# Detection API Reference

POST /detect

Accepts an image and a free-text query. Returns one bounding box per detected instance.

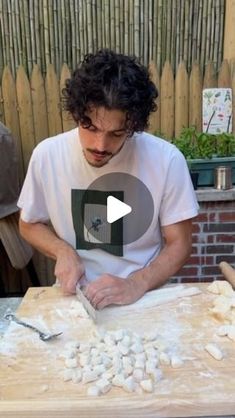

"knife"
[76,285,97,322]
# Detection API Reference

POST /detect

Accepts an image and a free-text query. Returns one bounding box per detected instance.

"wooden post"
[60,64,77,133]
[160,61,174,139]
[189,62,202,131]
[175,61,189,138]
[16,66,35,172]
[223,0,235,61]
[148,61,160,134]
[31,64,49,145]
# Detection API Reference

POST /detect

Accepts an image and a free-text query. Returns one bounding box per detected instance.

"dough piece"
[63,369,75,382]
[93,364,106,375]
[131,342,144,354]
[213,295,233,310]
[87,385,101,396]
[117,342,129,356]
[227,326,235,342]
[149,368,163,383]
[112,374,125,387]
[140,379,153,393]
[133,368,144,382]
[170,355,184,368]
[65,358,78,369]
[122,376,136,393]
[207,281,234,297]
[82,370,99,384]
[96,378,112,394]
[159,352,171,366]
[216,325,232,337]
[145,360,157,374]
[72,369,82,383]
[205,343,223,360]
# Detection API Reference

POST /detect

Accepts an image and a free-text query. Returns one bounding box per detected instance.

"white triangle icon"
[107,195,132,224]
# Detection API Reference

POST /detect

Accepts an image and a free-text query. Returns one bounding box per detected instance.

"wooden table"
[0,283,235,418]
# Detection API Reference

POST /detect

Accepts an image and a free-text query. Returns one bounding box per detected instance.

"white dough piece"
[170,355,184,368]
[72,369,82,383]
[63,369,75,382]
[140,379,153,393]
[122,376,136,393]
[96,378,112,394]
[207,280,234,297]
[112,374,125,387]
[132,368,144,382]
[82,370,99,384]
[227,326,235,342]
[87,385,101,396]
[159,352,171,366]
[205,343,224,360]
[65,358,78,369]
[216,325,232,337]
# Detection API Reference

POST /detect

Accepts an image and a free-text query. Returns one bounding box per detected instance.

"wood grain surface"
[0,283,235,418]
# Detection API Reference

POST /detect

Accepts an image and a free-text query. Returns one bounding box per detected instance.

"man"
[18,49,199,309]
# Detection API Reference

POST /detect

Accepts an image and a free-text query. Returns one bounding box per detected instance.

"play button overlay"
[72,172,154,254]
[107,195,132,223]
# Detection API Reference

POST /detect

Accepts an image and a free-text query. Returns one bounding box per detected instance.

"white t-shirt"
[18,128,199,281]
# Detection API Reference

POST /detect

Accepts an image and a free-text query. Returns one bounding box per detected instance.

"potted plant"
[172,126,235,187]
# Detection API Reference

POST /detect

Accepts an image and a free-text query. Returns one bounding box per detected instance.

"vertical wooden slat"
[232,72,235,135]
[16,65,35,172]
[45,63,62,137]
[0,84,5,124]
[175,61,189,138]
[189,62,202,131]
[160,61,174,139]
[203,61,217,88]
[148,61,160,134]
[218,60,231,88]
[223,0,235,62]
[31,64,49,144]
[60,63,76,132]
[1,66,24,184]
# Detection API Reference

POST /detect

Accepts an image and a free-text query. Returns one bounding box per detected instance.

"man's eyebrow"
[90,124,126,133]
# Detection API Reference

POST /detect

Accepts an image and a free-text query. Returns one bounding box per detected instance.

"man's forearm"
[19,219,74,260]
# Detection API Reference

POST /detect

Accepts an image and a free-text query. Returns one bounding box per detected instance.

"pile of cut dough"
[60,328,184,396]
[207,280,235,327]
[205,280,235,361]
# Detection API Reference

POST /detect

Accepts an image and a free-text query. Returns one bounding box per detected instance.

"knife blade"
[76,285,97,321]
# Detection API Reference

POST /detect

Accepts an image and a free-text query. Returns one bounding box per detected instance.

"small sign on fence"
[203,88,232,134]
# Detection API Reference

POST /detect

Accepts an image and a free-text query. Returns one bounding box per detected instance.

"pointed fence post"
[175,61,189,138]
[16,65,35,172]
[31,64,49,144]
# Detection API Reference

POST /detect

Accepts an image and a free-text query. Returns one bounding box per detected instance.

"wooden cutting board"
[0,283,235,418]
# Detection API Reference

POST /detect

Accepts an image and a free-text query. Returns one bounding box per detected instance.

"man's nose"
[94,133,108,151]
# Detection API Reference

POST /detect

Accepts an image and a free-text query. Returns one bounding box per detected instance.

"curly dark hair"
[63,49,158,134]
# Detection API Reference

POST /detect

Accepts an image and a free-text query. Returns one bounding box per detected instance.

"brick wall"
[173,199,235,283]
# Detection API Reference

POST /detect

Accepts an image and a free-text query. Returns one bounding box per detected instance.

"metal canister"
[214,166,232,190]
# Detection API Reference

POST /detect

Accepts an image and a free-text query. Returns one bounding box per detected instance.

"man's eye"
[88,126,97,132]
[112,132,124,138]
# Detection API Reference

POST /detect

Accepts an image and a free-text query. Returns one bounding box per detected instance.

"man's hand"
[84,274,146,309]
[55,246,85,294]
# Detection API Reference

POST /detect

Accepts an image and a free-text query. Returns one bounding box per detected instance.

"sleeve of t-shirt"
[17,147,49,223]
[159,148,199,226]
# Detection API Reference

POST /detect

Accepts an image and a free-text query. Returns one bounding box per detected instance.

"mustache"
[87,149,113,156]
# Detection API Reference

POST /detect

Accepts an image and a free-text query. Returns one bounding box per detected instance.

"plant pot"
[187,157,235,187]
[190,171,199,190]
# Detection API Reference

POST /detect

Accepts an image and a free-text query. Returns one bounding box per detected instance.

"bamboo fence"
[0,0,226,79]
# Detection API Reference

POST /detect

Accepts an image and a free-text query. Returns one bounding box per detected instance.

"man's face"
[79,107,128,167]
